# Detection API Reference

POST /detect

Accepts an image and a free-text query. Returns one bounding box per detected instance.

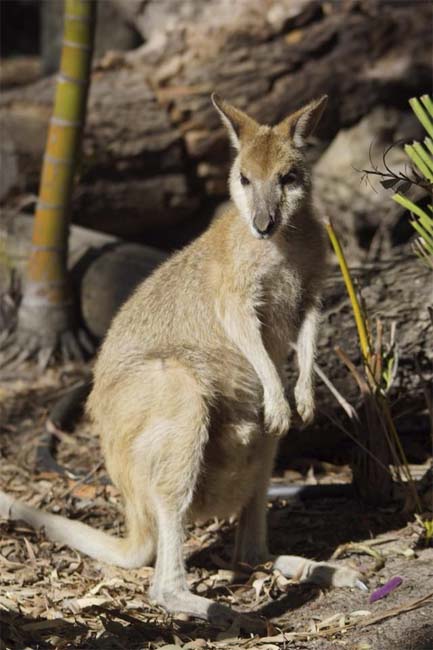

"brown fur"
[0,95,363,625]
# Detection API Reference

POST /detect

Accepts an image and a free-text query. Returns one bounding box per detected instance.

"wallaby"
[0,94,365,625]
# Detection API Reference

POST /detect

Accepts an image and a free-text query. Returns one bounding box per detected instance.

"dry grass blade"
[334,346,370,394]
[331,541,385,573]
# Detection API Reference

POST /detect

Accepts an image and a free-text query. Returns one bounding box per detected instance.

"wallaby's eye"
[280,171,297,186]
[240,173,250,186]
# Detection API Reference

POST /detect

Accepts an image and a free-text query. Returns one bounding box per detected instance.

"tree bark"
[1,0,431,248]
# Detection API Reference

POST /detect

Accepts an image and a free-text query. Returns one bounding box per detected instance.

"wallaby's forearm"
[297,304,319,387]
[217,297,291,436]
[295,303,320,425]
[218,298,284,395]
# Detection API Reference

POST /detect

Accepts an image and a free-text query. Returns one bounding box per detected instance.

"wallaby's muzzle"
[253,212,277,238]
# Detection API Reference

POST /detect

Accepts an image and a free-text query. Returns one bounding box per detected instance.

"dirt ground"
[0,366,432,650]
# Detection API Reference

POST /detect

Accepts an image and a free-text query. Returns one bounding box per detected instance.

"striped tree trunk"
[17,0,96,364]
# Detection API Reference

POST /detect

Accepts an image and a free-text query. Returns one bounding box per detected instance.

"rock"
[80,243,166,339]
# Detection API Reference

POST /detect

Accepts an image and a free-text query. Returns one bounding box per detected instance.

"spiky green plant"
[325,219,421,508]
[392,95,433,267]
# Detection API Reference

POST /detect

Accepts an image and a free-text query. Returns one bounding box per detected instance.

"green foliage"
[326,220,421,509]
[327,96,432,510]
[392,95,433,267]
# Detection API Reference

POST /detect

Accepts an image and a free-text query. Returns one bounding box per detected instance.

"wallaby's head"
[212,93,327,239]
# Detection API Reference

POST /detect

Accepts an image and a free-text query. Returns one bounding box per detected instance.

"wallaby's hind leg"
[233,439,364,589]
[233,436,277,567]
[122,501,156,569]
[128,367,234,624]
[149,500,233,624]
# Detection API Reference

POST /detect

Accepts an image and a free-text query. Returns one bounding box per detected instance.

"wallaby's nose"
[253,213,276,236]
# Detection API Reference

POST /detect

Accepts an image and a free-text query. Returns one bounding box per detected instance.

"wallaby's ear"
[276,95,328,148]
[212,93,258,150]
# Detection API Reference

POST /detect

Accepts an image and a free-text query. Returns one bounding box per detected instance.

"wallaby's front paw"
[264,393,291,437]
[295,383,315,427]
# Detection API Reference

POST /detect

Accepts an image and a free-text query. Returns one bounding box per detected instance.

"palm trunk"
[17,0,96,363]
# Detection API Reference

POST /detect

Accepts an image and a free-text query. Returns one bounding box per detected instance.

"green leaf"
[392,193,427,220]
[412,142,433,178]
[420,95,433,119]
[410,97,433,138]
[424,137,433,157]
[404,143,433,180]
[410,220,433,255]
[413,239,433,268]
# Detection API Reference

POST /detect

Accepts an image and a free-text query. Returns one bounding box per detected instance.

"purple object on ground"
[369,576,403,603]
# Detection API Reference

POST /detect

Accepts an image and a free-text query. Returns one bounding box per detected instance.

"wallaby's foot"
[149,587,235,626]
[294,382,315,427]
[149,587,265,632]
[303,561,364,589]
[273,555,366,590]
[264,391,291,437]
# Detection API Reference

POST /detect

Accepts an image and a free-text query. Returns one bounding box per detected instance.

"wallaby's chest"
[261,263,304,336]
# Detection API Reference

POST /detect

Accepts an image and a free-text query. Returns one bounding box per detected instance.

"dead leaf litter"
[1,367,432,649]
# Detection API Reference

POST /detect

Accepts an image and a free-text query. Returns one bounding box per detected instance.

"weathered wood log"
[1,0,431,247]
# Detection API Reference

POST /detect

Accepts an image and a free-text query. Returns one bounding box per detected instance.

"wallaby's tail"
[0,490,153,569]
